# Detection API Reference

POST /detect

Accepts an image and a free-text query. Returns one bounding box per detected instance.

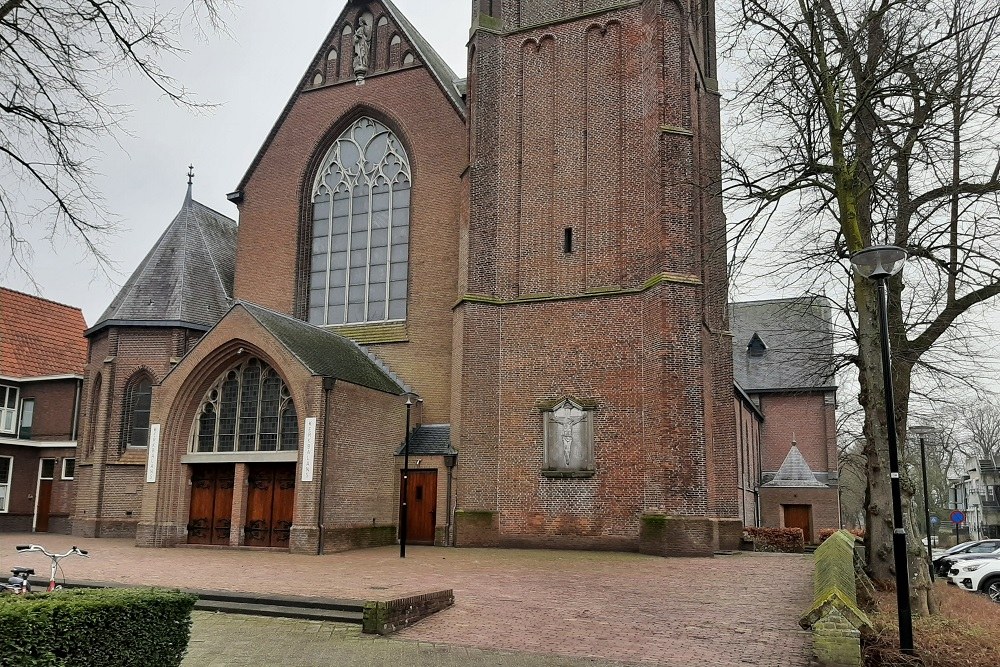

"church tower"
[453,0,739,554]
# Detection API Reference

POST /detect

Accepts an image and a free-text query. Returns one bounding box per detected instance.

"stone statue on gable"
[353,15,372,79]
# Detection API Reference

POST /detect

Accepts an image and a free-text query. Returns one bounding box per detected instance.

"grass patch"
[864,582,999,666]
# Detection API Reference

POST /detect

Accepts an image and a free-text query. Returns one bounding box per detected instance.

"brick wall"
[759,486,841,544]
[455,0,736,552]
[17,378,80,441]
[234,2,466,426]
[757,392,837,474]
[0,444,76,533]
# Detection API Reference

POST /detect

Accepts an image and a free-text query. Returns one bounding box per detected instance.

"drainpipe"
[444,452,458,546]
[317,377,336,555]
[70,378,82,441]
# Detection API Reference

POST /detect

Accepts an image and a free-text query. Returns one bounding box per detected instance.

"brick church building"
[72,0,742,555]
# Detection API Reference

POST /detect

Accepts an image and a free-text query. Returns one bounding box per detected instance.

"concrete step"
[195,598,364,623]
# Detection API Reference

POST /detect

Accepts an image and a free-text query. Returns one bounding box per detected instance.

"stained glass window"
[193,359,298,454]
[309,117,411,325]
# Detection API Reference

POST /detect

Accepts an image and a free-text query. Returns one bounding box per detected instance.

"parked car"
[933,539,1000,576]
[949,558,1000,603]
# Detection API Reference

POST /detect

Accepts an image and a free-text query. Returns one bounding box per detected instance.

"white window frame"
[0,385,19,434]
[61,458,76,480]
[0,455,12,513]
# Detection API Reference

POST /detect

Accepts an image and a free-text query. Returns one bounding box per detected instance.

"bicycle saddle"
[10,567,34,577]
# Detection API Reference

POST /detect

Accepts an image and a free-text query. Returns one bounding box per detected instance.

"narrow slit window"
[563,227,573,254]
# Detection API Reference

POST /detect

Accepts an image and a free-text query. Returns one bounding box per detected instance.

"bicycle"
[4,544,89,593]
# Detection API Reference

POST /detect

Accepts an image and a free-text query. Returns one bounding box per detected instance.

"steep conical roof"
[89,186,238,334]
[764,445,828,487]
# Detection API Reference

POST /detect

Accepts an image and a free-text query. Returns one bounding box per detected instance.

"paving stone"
[1,533,813,666]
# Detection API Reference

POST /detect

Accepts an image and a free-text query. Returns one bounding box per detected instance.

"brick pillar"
[230,463,249,547]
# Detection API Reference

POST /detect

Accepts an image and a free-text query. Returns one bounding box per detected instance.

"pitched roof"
[232,1,465,198]
[240,302,406,396]
[90,187,238,335]
[395,424,456,456]
[0,288,87,378]
[763,445,827,488]
[729,296,836,392]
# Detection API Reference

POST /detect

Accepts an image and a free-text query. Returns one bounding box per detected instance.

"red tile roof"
[0,287,87,378]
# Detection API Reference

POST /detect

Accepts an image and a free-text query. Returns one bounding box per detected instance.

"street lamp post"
[850,244,914,655]
[911,425,937,582]
[399,392,417,558]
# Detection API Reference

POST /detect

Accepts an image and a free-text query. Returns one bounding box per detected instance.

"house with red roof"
[0,287,87,533]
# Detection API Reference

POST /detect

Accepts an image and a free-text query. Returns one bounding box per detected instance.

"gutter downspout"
[70,379,82,441]
[317,377,336,555]
[445,453,457,546]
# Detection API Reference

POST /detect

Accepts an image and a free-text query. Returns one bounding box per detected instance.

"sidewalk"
[0,533,812,666]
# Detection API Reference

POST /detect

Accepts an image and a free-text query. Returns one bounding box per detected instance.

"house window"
[18,399,34,440]
[193,358,298,453]
[0,386,18,434]
[39,458,55,480]
[0,456,11,512]
[62,458,76,480]
[309,117,411,326]
[121,375,153,450]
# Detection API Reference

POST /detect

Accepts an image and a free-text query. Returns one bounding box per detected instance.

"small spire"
[186,164,194,202]
[791,431,797,447]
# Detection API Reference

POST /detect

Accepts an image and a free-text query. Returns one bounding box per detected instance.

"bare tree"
[964,400,1000,461]
[723,0,1000,614]
[0,0,228,279]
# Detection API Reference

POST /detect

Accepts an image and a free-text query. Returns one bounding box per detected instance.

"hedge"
[743,527,805,553]
[818,527,864,543]
[0,587,197,667]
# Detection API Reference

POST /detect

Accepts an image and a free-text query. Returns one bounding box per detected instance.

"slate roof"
[90,187,237,335]
[763,445,827,488]
[395,424,456,456]
[240,302,406,396]
[0,288,87,378]
[730,297,836,392]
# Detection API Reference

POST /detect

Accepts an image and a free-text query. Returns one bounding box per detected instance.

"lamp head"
[850,245,908,280]
[404,391,419,406]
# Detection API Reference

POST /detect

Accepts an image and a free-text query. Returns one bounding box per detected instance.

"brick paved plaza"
[0,534,813,666]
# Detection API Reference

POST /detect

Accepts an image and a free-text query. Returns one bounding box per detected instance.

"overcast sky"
[3,1,998,391]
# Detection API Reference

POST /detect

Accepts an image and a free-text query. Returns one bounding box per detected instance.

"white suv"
[949,558,1000,603]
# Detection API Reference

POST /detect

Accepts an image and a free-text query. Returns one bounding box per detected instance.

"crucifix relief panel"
[542,399,595,473]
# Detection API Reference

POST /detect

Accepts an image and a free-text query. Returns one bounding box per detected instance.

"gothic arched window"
[308,117,411,326]
[193,358,298,453]
[121,373,153,452]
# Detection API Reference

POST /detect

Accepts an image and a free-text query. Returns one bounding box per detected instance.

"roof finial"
[791,431,797,447]
[185,164,194,203]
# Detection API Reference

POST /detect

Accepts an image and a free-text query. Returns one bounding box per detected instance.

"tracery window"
[308,117,411,326]
[193,358,298,453]
[121,374,153,451]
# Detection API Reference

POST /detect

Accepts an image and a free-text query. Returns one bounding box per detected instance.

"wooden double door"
[244,463,296,548]
[187,463,295,548]
[783,504,813,543]
[188,464,234,545]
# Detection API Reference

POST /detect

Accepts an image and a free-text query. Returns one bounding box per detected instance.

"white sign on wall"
[146,424,161,483]
[301,417,317,482]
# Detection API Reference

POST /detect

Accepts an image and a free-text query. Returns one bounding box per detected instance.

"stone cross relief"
[353,15,373,80]
[549,404,587,468]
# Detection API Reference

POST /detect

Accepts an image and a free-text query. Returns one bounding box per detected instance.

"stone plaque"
[543,399,594,471]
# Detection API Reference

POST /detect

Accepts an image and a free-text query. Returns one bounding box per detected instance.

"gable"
[232,0,465,198]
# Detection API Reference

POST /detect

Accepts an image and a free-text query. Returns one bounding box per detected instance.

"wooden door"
[404,470,437,545]
[35,459,56,533]
[245,463,295,548]
[783,504,812,543]
[188,464,235,546]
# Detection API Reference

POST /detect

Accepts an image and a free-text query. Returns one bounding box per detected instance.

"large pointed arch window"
[121,372,153,452]
[193,358,298,453]
[309,117,411,325]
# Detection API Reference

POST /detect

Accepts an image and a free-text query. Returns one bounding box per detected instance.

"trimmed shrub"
[0,587,197,667]
[818,527,864,544]
[743,527,805,553]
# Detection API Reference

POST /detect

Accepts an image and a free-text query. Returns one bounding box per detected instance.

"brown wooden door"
[245,463,295,548]
[34,459,56,533]
[188,464,235,546]
[403,470,437,545]
[783,504,812,543]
